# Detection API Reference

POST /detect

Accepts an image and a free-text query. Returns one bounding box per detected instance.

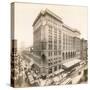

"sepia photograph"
[11,2,88,87]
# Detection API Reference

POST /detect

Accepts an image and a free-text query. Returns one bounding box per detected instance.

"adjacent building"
[32,9,83,76]
[80,39,88,60]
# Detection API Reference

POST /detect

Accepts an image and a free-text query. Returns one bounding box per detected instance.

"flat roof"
[63,59,81,68]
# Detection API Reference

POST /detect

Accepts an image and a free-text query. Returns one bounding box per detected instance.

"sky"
[14,2,88,49]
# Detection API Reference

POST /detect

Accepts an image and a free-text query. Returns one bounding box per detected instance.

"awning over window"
[54,69,64,75]
[62,59,81,69]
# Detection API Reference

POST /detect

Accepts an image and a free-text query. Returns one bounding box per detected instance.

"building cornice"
[33,9,80,34]
[63,24,81,34]
[32,9,63,26]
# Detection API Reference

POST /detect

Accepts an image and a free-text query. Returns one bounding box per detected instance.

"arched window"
[63,53,64,60]
[66,52,67,59]
[71,52,73,58]
[54,66,57,71]
[42,54,46,63]
[48,68,52,74]
[59,65,61,69]
[68,52,69,59]
[70,52,72,58]
[73,52,74,57]
[69,52,70,59]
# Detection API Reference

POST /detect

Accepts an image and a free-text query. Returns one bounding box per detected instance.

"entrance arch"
[41,54,46,64]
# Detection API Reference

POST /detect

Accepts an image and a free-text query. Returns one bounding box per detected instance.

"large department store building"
[32,9,81,75]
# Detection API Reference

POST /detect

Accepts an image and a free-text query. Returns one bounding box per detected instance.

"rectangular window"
[48,63,50,66]
[48,52,50,56]
[51,52,52,56]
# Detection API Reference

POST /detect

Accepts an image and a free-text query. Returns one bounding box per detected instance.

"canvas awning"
[62,59,81,69]
[54,69,64,75]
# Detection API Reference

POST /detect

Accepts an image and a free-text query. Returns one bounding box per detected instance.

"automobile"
[41,73,46,80]
[78,71,81,75]
[61,78,72,85]
[45,79,52,86]
[67,68,76,75]
[47,74,54,78]
[80,61,85,65]
[31,81,39,86]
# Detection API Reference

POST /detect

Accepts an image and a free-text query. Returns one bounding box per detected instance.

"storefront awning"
[54,69,64,75]
[62,59,81,69]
